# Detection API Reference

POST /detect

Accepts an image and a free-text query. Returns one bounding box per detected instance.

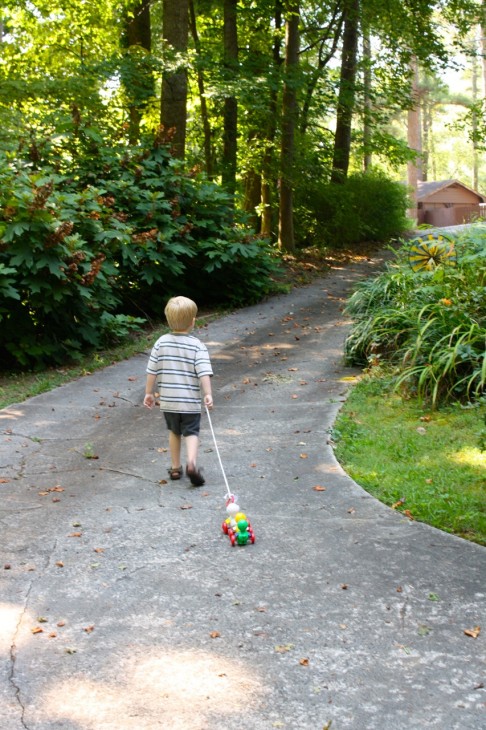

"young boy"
[144,296,213,486]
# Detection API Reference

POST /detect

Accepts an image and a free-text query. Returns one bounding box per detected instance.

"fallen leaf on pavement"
[180,504,192,510]
[300,453,308,459]
[83,625,95,634]
[31,627,43,634]
[209,630,221,639]
[464,626,481,638]
[68,532,82,538]
[275,644,294,653]
[312,485,327,491]
[299,658,310,666]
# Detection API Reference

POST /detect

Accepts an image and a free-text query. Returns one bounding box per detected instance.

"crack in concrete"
[8,581,33,730]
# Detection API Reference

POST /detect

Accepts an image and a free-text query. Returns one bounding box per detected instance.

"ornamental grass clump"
[344,226,486,406]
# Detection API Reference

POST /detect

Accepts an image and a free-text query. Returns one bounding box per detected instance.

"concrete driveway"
[1,249,485,729]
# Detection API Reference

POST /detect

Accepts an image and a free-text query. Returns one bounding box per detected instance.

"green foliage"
[0,126,281,370]
[344,226,486,405]
[294,170,410,248]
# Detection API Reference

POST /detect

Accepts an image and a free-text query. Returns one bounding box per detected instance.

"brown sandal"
[168,466,183,480]
[186,463,205,487]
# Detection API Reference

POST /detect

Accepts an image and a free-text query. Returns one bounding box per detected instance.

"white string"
[205,406,232,499]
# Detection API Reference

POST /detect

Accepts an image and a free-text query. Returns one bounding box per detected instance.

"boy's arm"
[144,373,157,409]
[200,374,213,409]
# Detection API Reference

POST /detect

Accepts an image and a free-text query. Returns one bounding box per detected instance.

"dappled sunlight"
[316,463,342,475]
[0,603,34,655]
[0,408,24,420]
[448,446,486,470]
[43,648,264,729]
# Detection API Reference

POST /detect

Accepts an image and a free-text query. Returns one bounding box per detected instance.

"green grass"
[332,375,486,546]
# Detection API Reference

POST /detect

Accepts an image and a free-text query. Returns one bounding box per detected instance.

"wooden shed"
[417,179,485,226]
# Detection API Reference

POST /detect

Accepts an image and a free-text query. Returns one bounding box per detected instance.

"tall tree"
[330,0,359,183]
[278,1,300,253]
[161,0,189,158]
[222,0,238,196]
[189,0,214,177]
[122,0,153,144]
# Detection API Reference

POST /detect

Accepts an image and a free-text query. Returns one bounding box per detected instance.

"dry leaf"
[403,510,414,520]
[312,486,327,492]
[83,625,95,634]
[209,630,221,639]
[0,478,10,483]
[464,626,481,639]
[4,564,11,570]
[300,453,308,459]
[127,376,137,381]
[31,627,43,634]
[55,561,64,568]
[68,532,82,538]
[347,507,356,514]
[291,394,298,399]
[299,658,309,666]
[93,548,105,553]
[340,583,349,590]
[57,620,66,627]
[391,499,405,510]
[180,504,192,510]
[48,632,57,639]
[275,644,294,653]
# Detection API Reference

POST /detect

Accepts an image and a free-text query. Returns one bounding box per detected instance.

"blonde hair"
[164,296,198,331]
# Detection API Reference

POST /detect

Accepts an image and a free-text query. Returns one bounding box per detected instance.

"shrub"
[0,126,281,369]
[294,169,410,248]
[344,227,486,405]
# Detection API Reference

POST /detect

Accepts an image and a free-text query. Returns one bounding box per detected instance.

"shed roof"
[417,179,486,203]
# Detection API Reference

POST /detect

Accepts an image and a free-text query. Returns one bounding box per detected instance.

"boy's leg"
[184,434,199,468]
[168,431,182,469]
[184,434,205,486]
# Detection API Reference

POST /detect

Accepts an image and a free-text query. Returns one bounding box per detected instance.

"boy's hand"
[204,393,213,410]
[144,394,155,409]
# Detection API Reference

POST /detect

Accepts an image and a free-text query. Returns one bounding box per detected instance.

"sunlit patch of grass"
[449,446,486,469]
[332,375,486,546]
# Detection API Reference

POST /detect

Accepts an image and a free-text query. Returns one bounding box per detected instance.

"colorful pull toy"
[222,495,255,547]
[205,407,256,547]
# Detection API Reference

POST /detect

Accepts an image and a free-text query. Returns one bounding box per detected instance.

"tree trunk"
[222,0,238,197]
[123,0,152,145]
[407,57,421,222]
[261,0,283,239]
[330,0,359,184]
[362,24,372,171]
[161,0,189,159]
[189,0,213,178]
[278,1,299,253]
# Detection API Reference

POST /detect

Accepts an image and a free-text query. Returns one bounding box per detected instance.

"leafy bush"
[294,169,410,248]
[344,227,486,405]
[0,125,281,369]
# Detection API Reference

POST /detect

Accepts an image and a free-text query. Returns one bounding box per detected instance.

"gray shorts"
[163,412,201,437]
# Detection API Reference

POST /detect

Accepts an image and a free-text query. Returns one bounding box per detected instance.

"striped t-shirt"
[146,333,213,413]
